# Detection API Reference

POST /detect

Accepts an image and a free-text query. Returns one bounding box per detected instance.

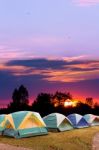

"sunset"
[0,0,99,150]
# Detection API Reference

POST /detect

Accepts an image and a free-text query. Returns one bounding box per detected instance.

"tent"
[67,114,89,128]
[83,114,99,126]
[43,113,73,132]
[3,111,48,138]
[0,114,6,135]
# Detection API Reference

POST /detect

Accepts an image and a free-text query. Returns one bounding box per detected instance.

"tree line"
[0,85,99,117]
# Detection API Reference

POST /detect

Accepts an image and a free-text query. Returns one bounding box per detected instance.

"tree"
[8,85,29,111]
[18,85,29,106]
[75,101,92,115]
[12,88,20,106]
[85,97,93,107]
[93,102,99,115]
[32,93,53,116]
[52,91,73,107]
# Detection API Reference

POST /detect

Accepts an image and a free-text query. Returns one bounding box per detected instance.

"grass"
[0,126,99,150]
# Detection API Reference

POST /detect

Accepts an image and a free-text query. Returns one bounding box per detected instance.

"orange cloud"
[65,61,99,69]
[1,59,99,83]
[43,69,99,82]
[62,55,88,62]
[11,65,99,83]
[0,64,32,74]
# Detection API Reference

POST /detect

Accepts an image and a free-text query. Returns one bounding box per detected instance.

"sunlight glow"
[64,100,78,107]
[64,100,73,107]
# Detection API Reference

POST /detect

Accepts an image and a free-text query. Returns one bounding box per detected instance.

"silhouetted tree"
[12,88,20,106]
[1,88,97,116]
[93,102,99,115]
[18,85,29,106]
[32,93,53,116]
[52,91,73,107]
[75,101,93,115]
[8,85,29,111]
[85,97,93,107]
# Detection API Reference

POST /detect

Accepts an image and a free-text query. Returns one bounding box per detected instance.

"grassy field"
[0,127,99,150]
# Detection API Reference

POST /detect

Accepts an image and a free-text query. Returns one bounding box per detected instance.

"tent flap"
[19,127,48,138]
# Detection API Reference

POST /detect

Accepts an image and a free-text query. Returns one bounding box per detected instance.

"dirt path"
[92,133,99,150]
[0,143,32,150]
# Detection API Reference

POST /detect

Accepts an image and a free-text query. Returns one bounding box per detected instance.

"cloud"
[0,45,41,63]
[4,58,99,83]
[73,0,99,6]
[0,58,99,105]
[0,45,24,62]
[62,55,88,62]
[0,35,71,63]
[0,64,32,75]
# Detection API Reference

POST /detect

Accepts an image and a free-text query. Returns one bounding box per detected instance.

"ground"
[92,133,99,150]
[0,126,99,150]
[0,143,31,150]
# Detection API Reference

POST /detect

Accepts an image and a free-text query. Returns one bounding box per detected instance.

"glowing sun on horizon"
[64,99,78,107]
[64,100,72,107]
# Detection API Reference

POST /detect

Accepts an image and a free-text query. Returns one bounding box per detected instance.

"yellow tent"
[3,111,48,138]
[0,114,7,134]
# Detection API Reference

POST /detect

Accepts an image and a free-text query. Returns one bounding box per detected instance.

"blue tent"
[67,114,89,128]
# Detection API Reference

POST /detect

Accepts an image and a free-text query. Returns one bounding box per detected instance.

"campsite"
[0,123,99,150]
[0,111,99,149]
[0,0,99,149]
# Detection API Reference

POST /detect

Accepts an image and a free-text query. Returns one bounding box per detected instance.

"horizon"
[0,0,99,107]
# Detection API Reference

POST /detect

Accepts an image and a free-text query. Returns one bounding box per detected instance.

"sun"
[64,100,72,107]
[64,99,78,107]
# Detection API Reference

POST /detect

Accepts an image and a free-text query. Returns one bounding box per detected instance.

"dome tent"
[84,114,99,126]
[3,111,48,138]
[43,113,73,132]
[0,114,6,135]
[67,114,89,128]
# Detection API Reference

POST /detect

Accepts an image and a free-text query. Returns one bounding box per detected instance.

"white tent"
[43,113,73,132]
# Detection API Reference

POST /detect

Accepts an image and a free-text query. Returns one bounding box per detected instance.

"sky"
[0,0,99,107]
